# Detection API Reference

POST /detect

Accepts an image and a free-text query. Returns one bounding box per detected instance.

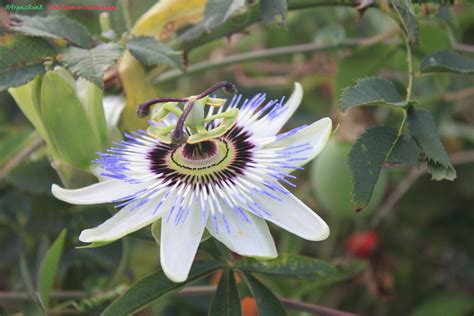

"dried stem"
[0,134,44,180]
[149,35,397,84]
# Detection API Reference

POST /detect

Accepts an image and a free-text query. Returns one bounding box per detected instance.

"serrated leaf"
[209,269,241,316]
[261,0,287,25]
[235,255,335,279]
[11,14,92,48]
[387,133,420,166]
[340,77,405,111]
[391,0,418,44]
[102,260,224,316]
[37,229,67,309]
[348,126,398,210]
[420,50,474,74]
[407,107,456,180]
[204,0,246,30]
[126,36,182,69]
[0,32,55,91]
[61,43,122,86]
[41,69,101,169]
[241,273,287,316]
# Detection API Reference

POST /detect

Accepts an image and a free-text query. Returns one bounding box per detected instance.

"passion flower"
[52,82,332,282]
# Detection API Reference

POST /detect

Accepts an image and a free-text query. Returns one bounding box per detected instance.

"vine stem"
[404,35,414,102]
[149,34,397,83]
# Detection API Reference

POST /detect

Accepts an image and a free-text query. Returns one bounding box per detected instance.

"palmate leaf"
[348,126,398,210]
[235,255,335,279]
[0,32,55,91]
[102,260,224,316]
[61,43,122,87]
[340,77,406,112]
[407,107,456,180]
[11,14,93,48]
[126,36,182,69]
[420,50,474,74]
[209,269,242,316]
[241,272,287,316]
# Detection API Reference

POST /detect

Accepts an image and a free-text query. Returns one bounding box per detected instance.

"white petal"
[51,179,151,205]
[248,183,329,241]
[265,117,332,167]
[256,82,303,138]
[79,192,172,243]
[160,205,206,282]
[103,95,125,131]
[206,205,277,258]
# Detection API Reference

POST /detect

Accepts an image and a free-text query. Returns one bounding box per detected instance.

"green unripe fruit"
[311,139,387,218]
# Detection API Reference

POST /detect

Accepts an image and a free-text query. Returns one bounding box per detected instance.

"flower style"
[52,83,332,282]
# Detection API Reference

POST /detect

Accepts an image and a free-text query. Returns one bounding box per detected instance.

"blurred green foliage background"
[0,0,473,315]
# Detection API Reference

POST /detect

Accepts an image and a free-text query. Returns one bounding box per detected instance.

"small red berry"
[345,230,379,257]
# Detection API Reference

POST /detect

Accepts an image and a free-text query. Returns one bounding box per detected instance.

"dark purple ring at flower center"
[181,140,217,160]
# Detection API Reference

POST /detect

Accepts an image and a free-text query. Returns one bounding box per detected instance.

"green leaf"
[0,32,55,91]
[209,269,242,316]
[340,77,405,112]
[103,261,224,316]
[204,0,246,30]
[387,134,421,166]
[41,69,101,169]
[20,256,37,302]
[348,126,398,210]
[11,14,92,48]
[295,260,367,296]
[407,107,456,180]
[61,43,122,87]
[8,77,60,159]
[241,273,287,316]
[420,50,474,74]
[260,0,287,25]
[37,229,67,309]
[126,36,182,69]
[76,78,108,148]
[390,0,418,44]
[235,255,335,279]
